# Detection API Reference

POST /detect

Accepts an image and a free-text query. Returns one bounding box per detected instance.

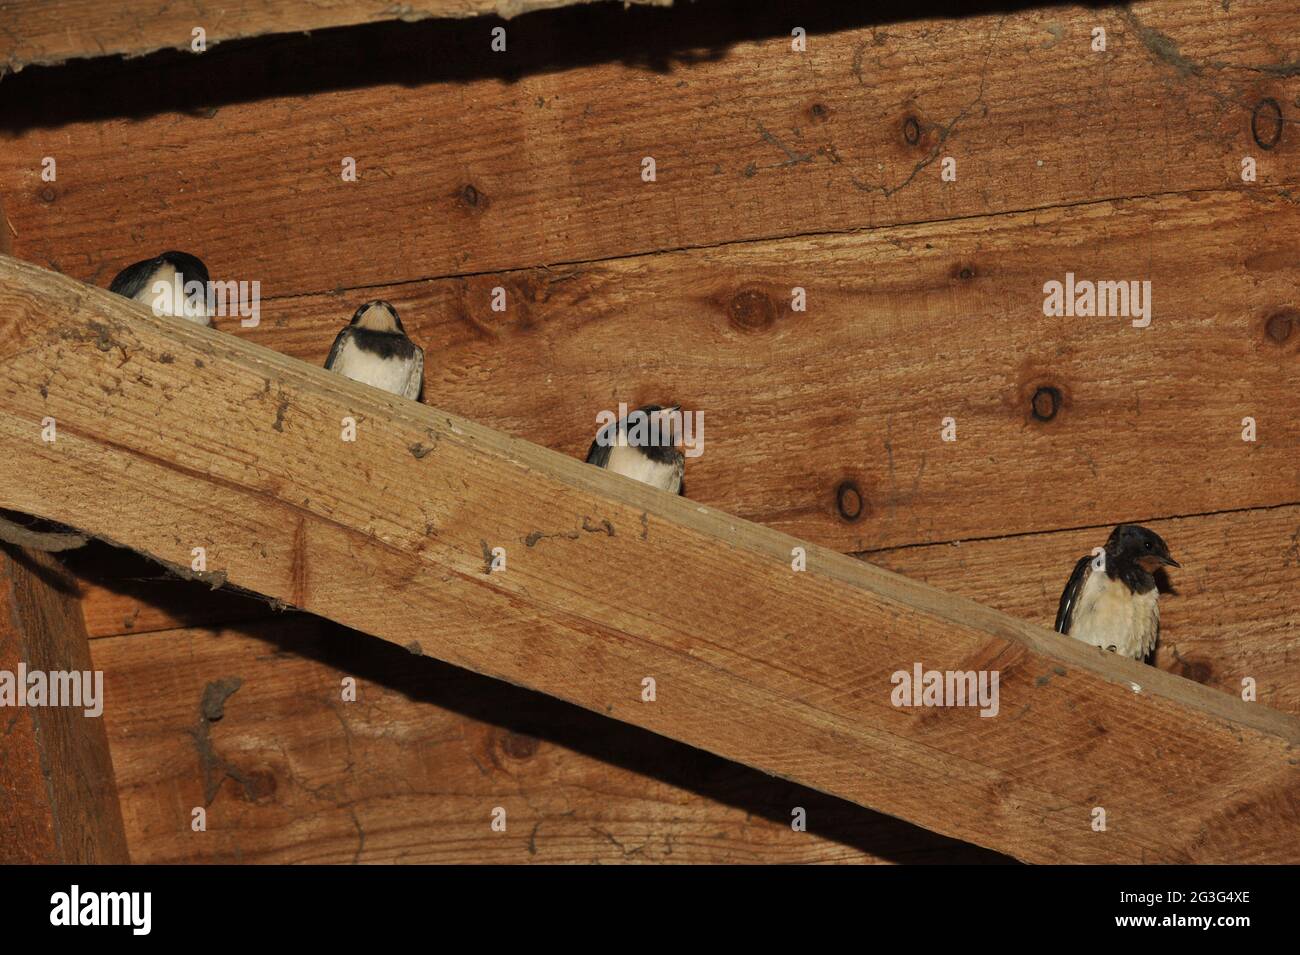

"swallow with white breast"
[586,404,685,494]
[324,300,424,400]
[1054,523,1179,661]
[108,251,213,325]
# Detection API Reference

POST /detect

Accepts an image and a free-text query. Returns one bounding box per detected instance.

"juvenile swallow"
[108,251,212,325]
[586,404,685,494]
[324,300,424,400]
[1054,524,1179,661]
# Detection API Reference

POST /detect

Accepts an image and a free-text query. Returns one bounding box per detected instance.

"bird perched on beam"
[324,300,424,400]
[108,251,213,325]
[586,404,685,494]
[1054,524,1179,661]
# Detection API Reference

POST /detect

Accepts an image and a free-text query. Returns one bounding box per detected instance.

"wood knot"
[1264,309,1295,344]
[902,115,922,146]
[39,187,56,204]
[235,768,278,802]
[1251,97,1283,150]
[729,288,776,331]
[500,730,539,760]
[953,264,977,281]
[1030,385,1062,422]
[835,480,865,522]
[808,102,831,123]
[1170,652,1213,685]
[457,183,489,211]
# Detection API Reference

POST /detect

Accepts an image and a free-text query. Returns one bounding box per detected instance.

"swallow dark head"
[109,251,210,302]
[350,300,405,335]
[1106,523,1179,581]
[588,403,683,467]
[629,404,681,450]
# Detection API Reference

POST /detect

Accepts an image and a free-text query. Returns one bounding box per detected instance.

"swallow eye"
[1144,542,1152,550]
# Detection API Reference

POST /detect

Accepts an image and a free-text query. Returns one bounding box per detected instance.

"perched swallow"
[108,251,212,325]
[324,300,424,400]
[585,404,685,494]
[1054,523,1179,660]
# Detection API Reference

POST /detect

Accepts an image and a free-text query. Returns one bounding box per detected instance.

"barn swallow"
[586,404,685,494]
[108,251,212,325]
[1054,524,1179,660]
[324,300,424,400]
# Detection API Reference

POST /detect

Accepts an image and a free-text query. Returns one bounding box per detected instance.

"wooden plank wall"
[2,0,1296,862]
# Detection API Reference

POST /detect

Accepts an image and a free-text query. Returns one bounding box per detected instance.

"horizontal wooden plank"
[219,190,1297,552]
[0,545,129,863]
[0,0,667,76]
[1,255,1297,863]
[1,1,1296,293]
[869,505,1300,717]
[95,617,1005,863]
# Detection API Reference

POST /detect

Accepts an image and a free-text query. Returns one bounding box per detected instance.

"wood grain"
[0,545,129,863]
[227,191,1299,552]
[0,255,1296,863]
[0,0,670,76]
[1,1,1295,293]
[73,501,1300,722]
[95,616,1007,864]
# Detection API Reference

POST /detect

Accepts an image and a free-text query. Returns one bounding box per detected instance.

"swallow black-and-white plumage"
[108,251,212,326]
[1054,523,1179,660]
[585,404,685,494]
[324,300,424,400]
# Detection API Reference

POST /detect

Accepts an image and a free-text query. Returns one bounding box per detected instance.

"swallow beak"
[1161,554,1180,569]
[651,406,682,445]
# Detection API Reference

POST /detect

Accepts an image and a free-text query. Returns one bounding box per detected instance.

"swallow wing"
[585,437,611,468]
[324,328,353,371]
[1054,555,1093,635]
[403,344,425,401]
[108,258,159,300]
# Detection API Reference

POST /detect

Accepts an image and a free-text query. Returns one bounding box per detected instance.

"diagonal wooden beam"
[0,255,1295,863]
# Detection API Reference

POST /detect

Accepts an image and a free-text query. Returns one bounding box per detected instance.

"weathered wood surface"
[0,0,669,76]
[201,192,1300,552]
[1,1,1295,293]
[95,616,1007,864]
[0,544,130,863]
[0,256,1296,863]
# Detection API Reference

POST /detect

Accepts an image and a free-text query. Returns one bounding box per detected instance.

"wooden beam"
[74,501,1300,726]
[0,0,669,76]
[2,1,1296,292]
[0,255,1296,863]
[94,617,1006,864]
[0,543,129,863]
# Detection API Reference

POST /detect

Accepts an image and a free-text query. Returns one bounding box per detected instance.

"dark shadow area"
[240,611,1014,863]
[1,0,1118,131]
[59,540,273,636]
